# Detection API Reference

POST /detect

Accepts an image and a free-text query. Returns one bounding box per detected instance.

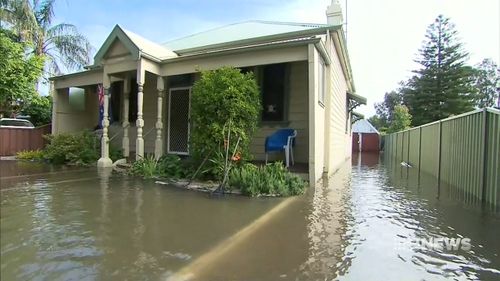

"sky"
[52,0,500,117]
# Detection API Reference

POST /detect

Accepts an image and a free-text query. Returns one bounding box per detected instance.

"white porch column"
[136,67,145,160]
[98,75,113,167]
[155,76,165,159]
[307,44,317,186]
[122,78,130,158]
[50,82,58,134]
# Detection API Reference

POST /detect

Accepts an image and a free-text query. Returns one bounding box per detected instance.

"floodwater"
[1,155,499,280]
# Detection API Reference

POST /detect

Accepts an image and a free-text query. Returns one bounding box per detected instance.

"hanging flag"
[98,84,104,129]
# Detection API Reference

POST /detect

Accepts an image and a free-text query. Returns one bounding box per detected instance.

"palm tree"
[1,0,92,76]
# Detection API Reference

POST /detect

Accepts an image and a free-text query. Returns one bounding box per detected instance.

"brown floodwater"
[1,155,499,280]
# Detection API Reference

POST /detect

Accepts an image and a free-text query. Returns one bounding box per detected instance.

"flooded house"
[49,0,365,185]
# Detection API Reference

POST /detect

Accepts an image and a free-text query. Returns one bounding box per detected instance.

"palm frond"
[2,0,92,75]
[46,23,92,71]
[1,0,38,42]
[35,0,54,28]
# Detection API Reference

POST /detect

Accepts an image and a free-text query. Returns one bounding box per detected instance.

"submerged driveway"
[1,156,499,280]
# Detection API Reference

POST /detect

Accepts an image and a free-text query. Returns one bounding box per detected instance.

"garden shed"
[352,119,380,152]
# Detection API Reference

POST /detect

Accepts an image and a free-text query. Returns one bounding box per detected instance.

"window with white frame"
[318,59,325,105]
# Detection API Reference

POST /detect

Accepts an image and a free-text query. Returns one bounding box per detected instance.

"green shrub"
[129,154,158,178]
[43,130,121,165]
[109,145,123,162]
[157,154,188,178]
[130,154,189,179]
[190,66,261,180]
[229,162,306,197]
[16,149,44,161]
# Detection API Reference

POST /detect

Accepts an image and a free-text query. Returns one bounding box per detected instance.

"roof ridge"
[161,20,253,45]
[161,20,327,46]
[250,20,327,27]
[121,26,163,47]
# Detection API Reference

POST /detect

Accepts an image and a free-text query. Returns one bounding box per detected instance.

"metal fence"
[0,124,51,156]
[384,108,499,211]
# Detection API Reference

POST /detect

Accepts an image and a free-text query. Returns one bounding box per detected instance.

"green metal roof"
[93,25,177,64]
[163,20,333,53]
[347,92,367,105]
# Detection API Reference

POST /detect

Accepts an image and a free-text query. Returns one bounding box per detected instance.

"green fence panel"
[420,123,440,177]
[408,128,420,169]
[485,110,500,211]
[383,108,500,210]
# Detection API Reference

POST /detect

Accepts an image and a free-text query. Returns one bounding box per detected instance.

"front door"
[168,87,191,155]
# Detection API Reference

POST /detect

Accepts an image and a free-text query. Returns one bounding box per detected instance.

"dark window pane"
[240,66,254,74]
[262,64,286,122]
[168,74,193,88]
[129,79,138,123]
[110,81,122,123]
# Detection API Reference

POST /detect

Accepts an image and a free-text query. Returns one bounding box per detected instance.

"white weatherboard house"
[50,0,366,185]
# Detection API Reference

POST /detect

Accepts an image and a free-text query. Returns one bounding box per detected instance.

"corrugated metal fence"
[0,124,51,156]
[385,108,499,211]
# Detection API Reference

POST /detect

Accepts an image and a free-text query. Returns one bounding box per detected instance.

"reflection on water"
[337,153,500,281]
[1,155,499,280]
[1,166,279,280]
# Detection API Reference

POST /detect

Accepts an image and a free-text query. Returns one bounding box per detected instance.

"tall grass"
[228,162,306,197]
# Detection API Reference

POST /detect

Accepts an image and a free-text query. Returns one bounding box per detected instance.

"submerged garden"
[17,66,306,197]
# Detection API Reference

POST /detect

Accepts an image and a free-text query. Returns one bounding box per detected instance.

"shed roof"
[352,119,380,134]
[163,20,334,53]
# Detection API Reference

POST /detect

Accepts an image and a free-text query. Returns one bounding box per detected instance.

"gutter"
[332,28,355,93]
[138,50,163,63]
[314,40,331,65]
[49,67,102,81]
[162,37,320,63]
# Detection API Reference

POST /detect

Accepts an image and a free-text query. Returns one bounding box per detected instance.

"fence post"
[395,133,398,168]
[401,132,405,178]
[418,126,422,185]
[437,121,443,197]
[407,131,410,179]
[481,108,489,204]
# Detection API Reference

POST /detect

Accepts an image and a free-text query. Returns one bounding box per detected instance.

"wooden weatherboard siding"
[249,61,309,163]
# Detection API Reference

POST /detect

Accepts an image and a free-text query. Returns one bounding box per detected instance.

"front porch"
[51,60,311,169]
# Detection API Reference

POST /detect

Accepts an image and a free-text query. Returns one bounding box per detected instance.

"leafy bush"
[16,149,44,161]
[130,154,189,179]
[157,154,187,178]
[20,95,52,126]
[43,130,121,165]
[190,66,261,179]
[228,162,306,197]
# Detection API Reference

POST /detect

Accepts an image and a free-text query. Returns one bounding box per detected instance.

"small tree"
[0,29,43,117]
[387,105,412,133]
[190,66,261,178]
[20,94,52,126]
[371,90,404,130]
[472,58,500,108]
